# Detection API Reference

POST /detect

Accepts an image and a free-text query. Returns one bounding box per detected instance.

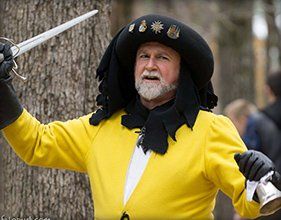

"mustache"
[140,70,161,80]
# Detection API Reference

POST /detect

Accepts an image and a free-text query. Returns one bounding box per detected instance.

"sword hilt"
[0,37,27,81]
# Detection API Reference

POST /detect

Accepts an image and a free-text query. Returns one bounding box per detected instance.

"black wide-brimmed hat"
[90,14,217,127]
[116,14,214,89]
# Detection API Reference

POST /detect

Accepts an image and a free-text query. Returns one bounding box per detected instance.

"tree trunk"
[264,0,281,73]
[110,0,133,35]
[0,0,111,218]
[216,0,255,108]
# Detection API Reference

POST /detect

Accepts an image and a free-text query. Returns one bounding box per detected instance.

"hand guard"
[235,150,281,191]
[0,43,14,79]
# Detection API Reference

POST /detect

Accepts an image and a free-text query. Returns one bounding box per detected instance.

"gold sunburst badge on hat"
[167,25,180,39]
[151,20,164,34]
[139,20,147,32]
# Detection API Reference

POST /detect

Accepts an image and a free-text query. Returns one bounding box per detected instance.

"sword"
[0,9,98,81]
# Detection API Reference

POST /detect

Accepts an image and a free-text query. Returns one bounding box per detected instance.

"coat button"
[121,212,130,220]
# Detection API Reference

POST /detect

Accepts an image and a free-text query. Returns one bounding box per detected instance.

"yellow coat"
[2,109,260,219]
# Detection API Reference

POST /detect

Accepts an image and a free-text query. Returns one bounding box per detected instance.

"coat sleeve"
[204,115,261,219]
[1,109,97,172]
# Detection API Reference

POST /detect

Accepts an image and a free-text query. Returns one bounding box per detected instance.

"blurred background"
[0,0,280,219]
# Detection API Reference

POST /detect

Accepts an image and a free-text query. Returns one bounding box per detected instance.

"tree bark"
[216,0,255,108]
[0,0,111,218]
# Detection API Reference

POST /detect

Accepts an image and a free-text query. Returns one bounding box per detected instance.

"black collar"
[122,96,192,154]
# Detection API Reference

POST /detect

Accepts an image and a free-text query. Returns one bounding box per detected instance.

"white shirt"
[123,136,151,204]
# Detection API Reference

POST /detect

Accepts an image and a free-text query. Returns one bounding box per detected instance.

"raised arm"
[0,43,97,172]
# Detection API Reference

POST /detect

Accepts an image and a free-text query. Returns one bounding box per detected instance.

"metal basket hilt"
[0,37,27,82]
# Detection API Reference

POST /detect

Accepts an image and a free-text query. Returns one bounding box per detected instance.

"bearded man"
[0,14,281,219]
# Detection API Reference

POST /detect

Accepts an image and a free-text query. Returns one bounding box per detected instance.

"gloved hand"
[235,150,281,191]
[0,43,23,130]
[0,43,14,79]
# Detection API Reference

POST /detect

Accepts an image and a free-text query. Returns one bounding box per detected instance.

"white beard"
[135,70,178,101]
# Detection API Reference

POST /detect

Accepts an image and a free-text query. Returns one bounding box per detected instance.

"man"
[0,14,280,219]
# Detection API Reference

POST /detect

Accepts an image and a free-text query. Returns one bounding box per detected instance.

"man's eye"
[158,55,168,60]
[139,54,149,58]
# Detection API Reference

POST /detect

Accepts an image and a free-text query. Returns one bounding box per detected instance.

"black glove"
[0,43,23,129]
[235,150,281,191]
[0,43,14,79]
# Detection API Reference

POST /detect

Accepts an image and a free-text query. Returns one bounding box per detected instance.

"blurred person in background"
[224,99,257,140]
[244,70,281,172]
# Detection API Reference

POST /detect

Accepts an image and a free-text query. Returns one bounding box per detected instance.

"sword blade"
[0,9,98,62]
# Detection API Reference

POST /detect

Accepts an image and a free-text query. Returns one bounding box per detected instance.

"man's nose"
[145,58,157,71]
